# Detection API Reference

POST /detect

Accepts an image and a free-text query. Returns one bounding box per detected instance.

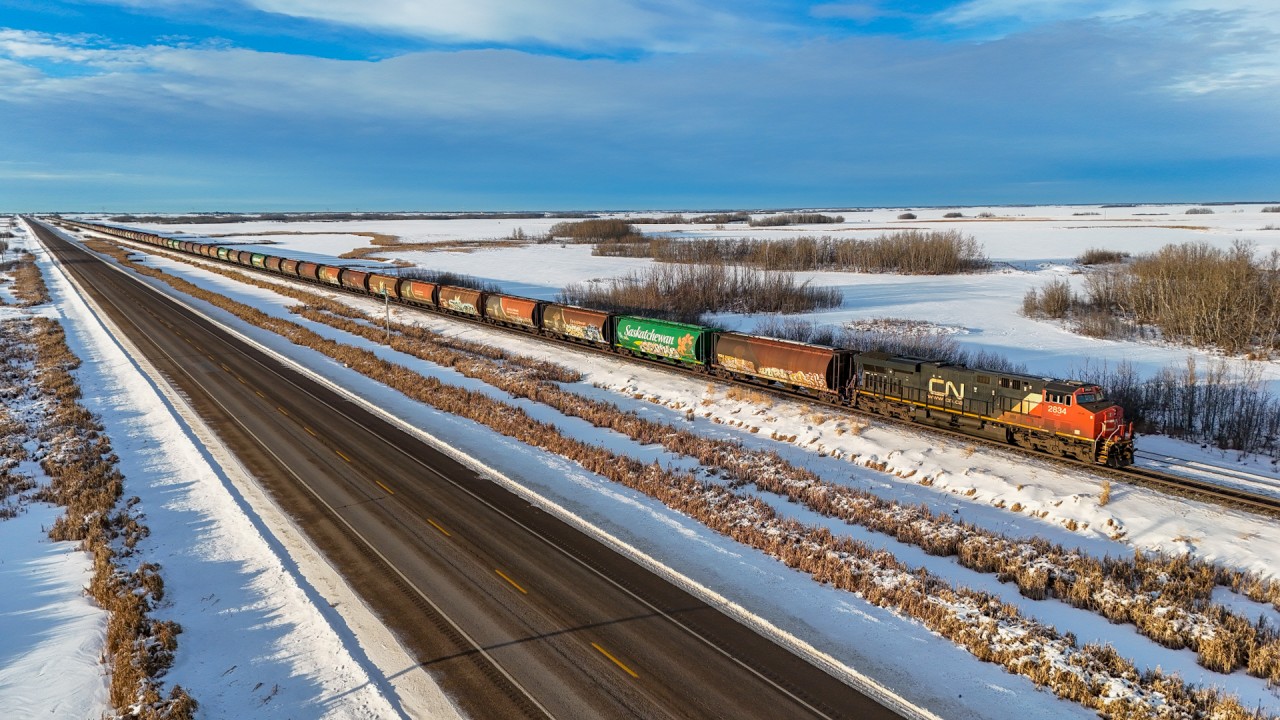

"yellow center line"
[427,518,451,537]
[591,643,639,678]
[255,390,266,398]
[494,569,528,595]
[376,480,395,495]
[335,449,351,462]
[277,406,289,416]
[220,363,231,372]
[304,426,317,437]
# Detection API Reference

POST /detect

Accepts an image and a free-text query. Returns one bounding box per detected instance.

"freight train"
[53,218,1136,467]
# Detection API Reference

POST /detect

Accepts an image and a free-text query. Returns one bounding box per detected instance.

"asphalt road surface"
[31,219,905,720]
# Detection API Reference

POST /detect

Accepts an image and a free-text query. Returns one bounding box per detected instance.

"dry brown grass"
[12,314,195,719]
[10,252,50,306]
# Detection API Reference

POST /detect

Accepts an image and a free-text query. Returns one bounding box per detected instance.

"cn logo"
[928,378,964,400]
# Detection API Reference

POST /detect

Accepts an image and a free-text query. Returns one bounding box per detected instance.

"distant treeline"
[748,212,844,227]
[596,231,989,275]
[105,212,593,224]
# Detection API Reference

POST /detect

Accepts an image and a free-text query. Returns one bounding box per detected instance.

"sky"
[1,1,1278,211]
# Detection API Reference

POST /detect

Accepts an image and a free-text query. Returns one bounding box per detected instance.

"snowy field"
[5,205,1280,719]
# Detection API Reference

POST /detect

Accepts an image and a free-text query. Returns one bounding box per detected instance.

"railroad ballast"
[58,218,1136,467]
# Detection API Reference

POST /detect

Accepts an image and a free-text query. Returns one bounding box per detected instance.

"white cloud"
[247,0,752,52]
[0,29,162,69]
[940,0,1280,28]
[810,3,899,23]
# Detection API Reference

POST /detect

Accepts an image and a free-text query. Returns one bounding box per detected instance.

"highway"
[30,219,904,720]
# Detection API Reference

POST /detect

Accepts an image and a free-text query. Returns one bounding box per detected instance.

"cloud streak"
[1,3,1278,209]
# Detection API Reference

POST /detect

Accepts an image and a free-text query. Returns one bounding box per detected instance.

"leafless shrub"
[943,212,963,218]
[689,212,751,224]
[548,219,641,242]
[1261,206,1280,213]
[1046,241,1280,356]
[1186,207,1215,214]
[1071,356,1280,455]
[897,213,917,220]
[1039,277,1074,318]
[560,263,841,322]
[1077,248,1129,265]
[749,212,844,227]
[605,230,988,275]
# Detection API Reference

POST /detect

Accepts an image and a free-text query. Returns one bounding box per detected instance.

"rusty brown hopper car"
[280,258,300,276]
[297,261,320,281]
[438,286,482,316]
[340,269,370,292]
[712,332,853,396]
[484,294,540,328]
[264,256,283,273]
[400,279,436,306]
[318,265,342,286]
[368,274,399,299]
[542,304,612,345]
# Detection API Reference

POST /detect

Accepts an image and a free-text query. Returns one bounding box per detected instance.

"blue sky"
[1,1,1277,211]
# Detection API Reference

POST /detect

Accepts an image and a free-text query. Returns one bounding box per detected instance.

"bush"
[597,231,988,275]
[943,212,964,218]
[897,213,917,220]
[1072,356,1280,455]
[1186,207,1215,215]
[548,219,641,242]
[1023,277,1074,319]
[748,213,843,227]
[559,263,841,322]
[1077,248,1129,265]
[689,212,751,224]
[1046,240,1280,357]
[1262,206,1280,213]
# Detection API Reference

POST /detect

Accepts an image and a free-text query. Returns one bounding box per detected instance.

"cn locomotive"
[55,218,1136,467]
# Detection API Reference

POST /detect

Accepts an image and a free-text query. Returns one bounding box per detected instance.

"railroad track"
[59,220,1280,520]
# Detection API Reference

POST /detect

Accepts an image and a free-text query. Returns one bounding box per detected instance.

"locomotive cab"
[1040,383,1133,466]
